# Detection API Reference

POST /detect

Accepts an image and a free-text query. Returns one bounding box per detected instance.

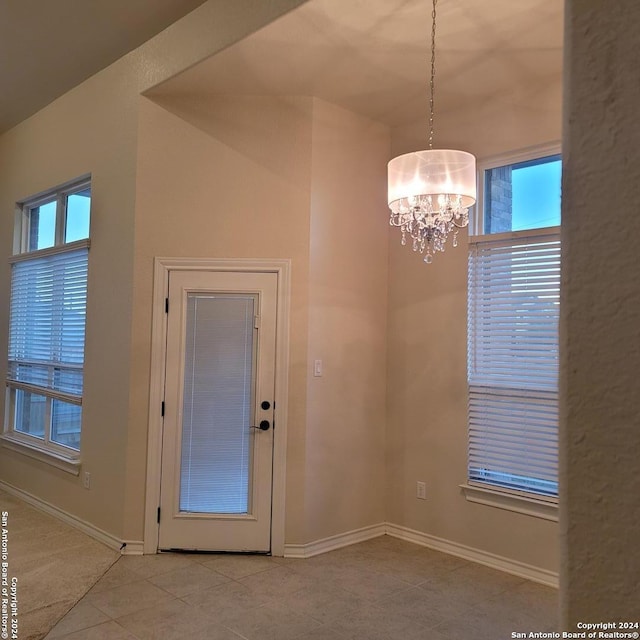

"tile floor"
[44,536,558,640]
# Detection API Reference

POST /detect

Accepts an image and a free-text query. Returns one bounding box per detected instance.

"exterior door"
[158,270,277,552]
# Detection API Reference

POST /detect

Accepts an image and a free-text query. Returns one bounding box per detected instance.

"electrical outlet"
[83,471,91,490]
[416,481,426,500]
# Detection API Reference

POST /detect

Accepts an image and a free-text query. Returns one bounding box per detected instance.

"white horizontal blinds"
[7,246,88,401]
[468,232,560,497]
[468,388,558,495]
[180,294,256,515]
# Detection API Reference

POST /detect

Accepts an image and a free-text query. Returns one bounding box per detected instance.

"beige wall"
[385,75,563,573]
[305,99,389,541]
[391,76,563,159]
[131,94,391,545]
[131,93,314,542]
[0,61,140,536]
[0,0,310,541]
[561,0,640,623]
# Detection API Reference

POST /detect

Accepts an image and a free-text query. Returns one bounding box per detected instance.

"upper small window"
[21,183,91,253]
[483,154,561,234]
[27,199,57,250]
[65,187,91,243]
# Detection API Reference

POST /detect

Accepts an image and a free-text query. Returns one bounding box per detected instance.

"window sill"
[0,433,81,476]
[460,483,558,522]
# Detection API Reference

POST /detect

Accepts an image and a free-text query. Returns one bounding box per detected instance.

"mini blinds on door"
[8,244,89,402]
[180,294,256,515]
[467,232,560,498]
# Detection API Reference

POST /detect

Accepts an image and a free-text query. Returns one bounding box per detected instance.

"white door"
[158,270,277,552]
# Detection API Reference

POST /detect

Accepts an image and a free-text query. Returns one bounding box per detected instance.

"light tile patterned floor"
[45,536,558,640]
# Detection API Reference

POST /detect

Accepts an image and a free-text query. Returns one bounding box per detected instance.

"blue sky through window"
[33,201,56,249]
[32,191,90,249]
[512,156,562,231]
[65,191,91,242]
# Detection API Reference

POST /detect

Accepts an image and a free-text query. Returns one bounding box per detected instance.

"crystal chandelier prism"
[387,0,476,264]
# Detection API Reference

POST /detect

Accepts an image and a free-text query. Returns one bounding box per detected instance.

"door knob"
[251,420,271,431]
[261,400,271,410]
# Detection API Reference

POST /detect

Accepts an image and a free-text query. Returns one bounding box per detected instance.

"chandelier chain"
[387,0,476,264]
[428,0,437,150]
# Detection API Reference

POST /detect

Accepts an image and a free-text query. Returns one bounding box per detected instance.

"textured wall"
[560,0,640,624]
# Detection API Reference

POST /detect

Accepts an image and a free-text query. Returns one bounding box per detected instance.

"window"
[4,178,90,465]
[467,150,561,503]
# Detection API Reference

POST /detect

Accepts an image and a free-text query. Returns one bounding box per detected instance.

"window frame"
[471,142,561,237]
[462,144,561,520]
[2,176,91,474]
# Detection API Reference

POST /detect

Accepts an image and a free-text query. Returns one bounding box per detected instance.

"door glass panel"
[179,293,256,514]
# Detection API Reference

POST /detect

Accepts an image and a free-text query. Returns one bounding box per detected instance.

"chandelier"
[387,0,476,264]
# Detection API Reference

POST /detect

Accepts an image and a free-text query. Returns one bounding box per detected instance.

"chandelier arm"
[452,216,469,229]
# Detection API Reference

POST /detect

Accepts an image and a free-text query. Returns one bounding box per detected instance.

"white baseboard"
[284,523,386,558]
[0,482,560,584]
[120,540,145,555]
[386,522,558,588]
[283,520,557,588]
[0,480,139,554]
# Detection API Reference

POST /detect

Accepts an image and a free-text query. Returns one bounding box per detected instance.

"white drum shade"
[388,149,477,209]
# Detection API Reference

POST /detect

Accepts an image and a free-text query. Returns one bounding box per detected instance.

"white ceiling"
[150,0,564,130]
[0,0,563,135]
[0,0,208,133]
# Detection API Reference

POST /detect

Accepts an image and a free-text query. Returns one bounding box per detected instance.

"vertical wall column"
[561,0,640,624]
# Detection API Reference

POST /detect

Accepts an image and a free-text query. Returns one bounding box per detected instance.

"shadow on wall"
[145,93,313,187]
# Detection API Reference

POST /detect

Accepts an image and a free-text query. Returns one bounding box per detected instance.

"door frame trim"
[143,257,291,555]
